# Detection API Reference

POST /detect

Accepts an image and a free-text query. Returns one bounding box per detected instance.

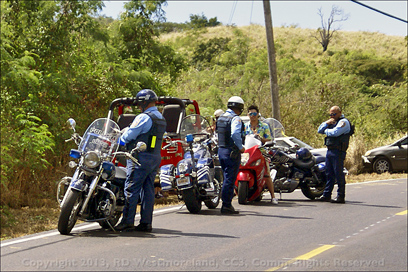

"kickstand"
[279,191,283,201]
[179,203,186,211]
[105,220,116,232]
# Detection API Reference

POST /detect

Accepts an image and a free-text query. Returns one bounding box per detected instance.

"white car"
[273,137,327,158]
[241,116,326,158]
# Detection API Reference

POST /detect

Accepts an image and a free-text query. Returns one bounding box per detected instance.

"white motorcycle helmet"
[213,109,224,118]
[227,96,245,115]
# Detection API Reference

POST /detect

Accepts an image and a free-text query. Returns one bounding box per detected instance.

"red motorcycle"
[235,135,273,204]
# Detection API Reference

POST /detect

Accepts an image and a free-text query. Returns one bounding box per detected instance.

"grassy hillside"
[160,25,407,173]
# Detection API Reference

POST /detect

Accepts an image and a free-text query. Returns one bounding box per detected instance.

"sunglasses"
[249,112,258,117]
[329,113,337,117]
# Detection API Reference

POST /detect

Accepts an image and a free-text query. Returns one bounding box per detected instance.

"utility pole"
[263,0,280,121]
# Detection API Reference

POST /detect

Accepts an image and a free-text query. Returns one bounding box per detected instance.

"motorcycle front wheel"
[182,188,202,214]
[301,183,325,200]
[237,181,249,205]
[58,189,82,235]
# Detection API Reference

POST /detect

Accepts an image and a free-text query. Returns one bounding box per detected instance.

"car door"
[390,137,408,171]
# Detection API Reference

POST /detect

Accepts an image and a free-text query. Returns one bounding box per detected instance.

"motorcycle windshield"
[78,118,120,161]
[180,114,212,141]
[245,134,262,149]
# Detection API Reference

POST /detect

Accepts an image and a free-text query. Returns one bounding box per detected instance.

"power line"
[250,0,254,24]
[351,0,408,23]
[228,1,238,25]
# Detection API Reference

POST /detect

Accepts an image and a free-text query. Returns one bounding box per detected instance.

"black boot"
[316,195,331,202]
[331,196,345,204]
[114,222,134,231]
[135,223,152,232]
[221,205,239,214]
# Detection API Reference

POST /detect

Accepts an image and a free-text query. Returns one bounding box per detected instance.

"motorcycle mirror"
[186,134,194,143]
[67,118,76,132]
[136,142,147,152]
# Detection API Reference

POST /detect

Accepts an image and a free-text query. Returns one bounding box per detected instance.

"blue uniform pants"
[323,149,346,198]
[121,153,161,225]
[219,147,241,207]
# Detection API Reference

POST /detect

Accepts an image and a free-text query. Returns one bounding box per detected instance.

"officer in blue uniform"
[217,96,245,214]
[115,89,166,231]
[317,106,351,204]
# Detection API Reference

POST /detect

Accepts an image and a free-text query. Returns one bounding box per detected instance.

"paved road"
[1,178,407,271]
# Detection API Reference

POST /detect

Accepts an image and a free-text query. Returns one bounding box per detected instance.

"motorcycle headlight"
[178,162,188,173]
[364,151,371,156]
[251,159,262,167]
[84,151,101,168]
[241,153,250,166]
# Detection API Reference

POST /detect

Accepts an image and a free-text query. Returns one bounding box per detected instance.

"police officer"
[115,89,166,231]
[317,106,351,204]
[217,96,245,214]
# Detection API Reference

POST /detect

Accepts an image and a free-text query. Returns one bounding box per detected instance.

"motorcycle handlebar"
[113,151,141,166]
[162,140,184,150]
[65,133,82,145]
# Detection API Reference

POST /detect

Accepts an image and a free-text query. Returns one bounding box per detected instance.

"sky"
[100,1,407,36]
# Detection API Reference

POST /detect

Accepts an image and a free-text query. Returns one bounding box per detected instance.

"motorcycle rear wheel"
[238,181,249,205]
[58,189,82,235]
[204,179,221,209]
[301,184,325,200]
[182,188,202,214]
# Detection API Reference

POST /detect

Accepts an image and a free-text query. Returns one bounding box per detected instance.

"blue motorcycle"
[160,114,222,213]
[267,145,326,199]
[56,99,146,235]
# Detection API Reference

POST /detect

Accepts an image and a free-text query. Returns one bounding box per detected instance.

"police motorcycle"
[268,144,326,200]
[160,114,223,214]
[56,99,146,235]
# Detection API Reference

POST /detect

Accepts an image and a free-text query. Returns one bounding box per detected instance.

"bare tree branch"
[313,6,349,52]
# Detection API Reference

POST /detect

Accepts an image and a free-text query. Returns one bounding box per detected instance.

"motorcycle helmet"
[136,89,158,110]
[296,147,312,161]
[227,96,245,115]
[213,109,224,118]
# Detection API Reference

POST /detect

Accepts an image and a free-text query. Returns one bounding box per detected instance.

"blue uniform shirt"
[120,106,160,144]
[224,109,244,150]
[318,114,351,137]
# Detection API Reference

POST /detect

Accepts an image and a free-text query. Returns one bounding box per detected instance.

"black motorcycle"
[267,146,327,200]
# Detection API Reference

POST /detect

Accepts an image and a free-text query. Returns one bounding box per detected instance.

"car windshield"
[393,136,408,146]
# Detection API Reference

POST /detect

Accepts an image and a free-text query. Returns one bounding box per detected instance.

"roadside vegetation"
[1,1,407,240]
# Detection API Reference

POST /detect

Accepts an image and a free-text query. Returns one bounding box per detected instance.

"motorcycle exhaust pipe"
[199,188,218,197]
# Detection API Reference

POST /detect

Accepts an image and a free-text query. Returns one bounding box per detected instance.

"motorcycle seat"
[293,156,316,169]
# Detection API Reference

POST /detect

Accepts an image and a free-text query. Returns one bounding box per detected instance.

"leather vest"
[216,114,245,149]
[324,117,351,152]
[127,111,167,154]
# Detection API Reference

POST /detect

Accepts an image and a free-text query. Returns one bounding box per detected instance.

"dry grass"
[0,194,181,241]
[2,172,406,241]
[346,172,407,184]
[161,25,407,61]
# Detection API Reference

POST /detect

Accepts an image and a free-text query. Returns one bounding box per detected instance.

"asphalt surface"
[1,178,407,271]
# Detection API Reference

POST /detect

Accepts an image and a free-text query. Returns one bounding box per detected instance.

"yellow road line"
[396,210,407,215]
[267,244,335,271]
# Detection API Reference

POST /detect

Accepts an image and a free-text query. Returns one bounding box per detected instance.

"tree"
[189,13,221,29]
[314,6,349,52]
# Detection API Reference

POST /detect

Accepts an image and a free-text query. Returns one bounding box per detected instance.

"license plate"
[177,177,190,187]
